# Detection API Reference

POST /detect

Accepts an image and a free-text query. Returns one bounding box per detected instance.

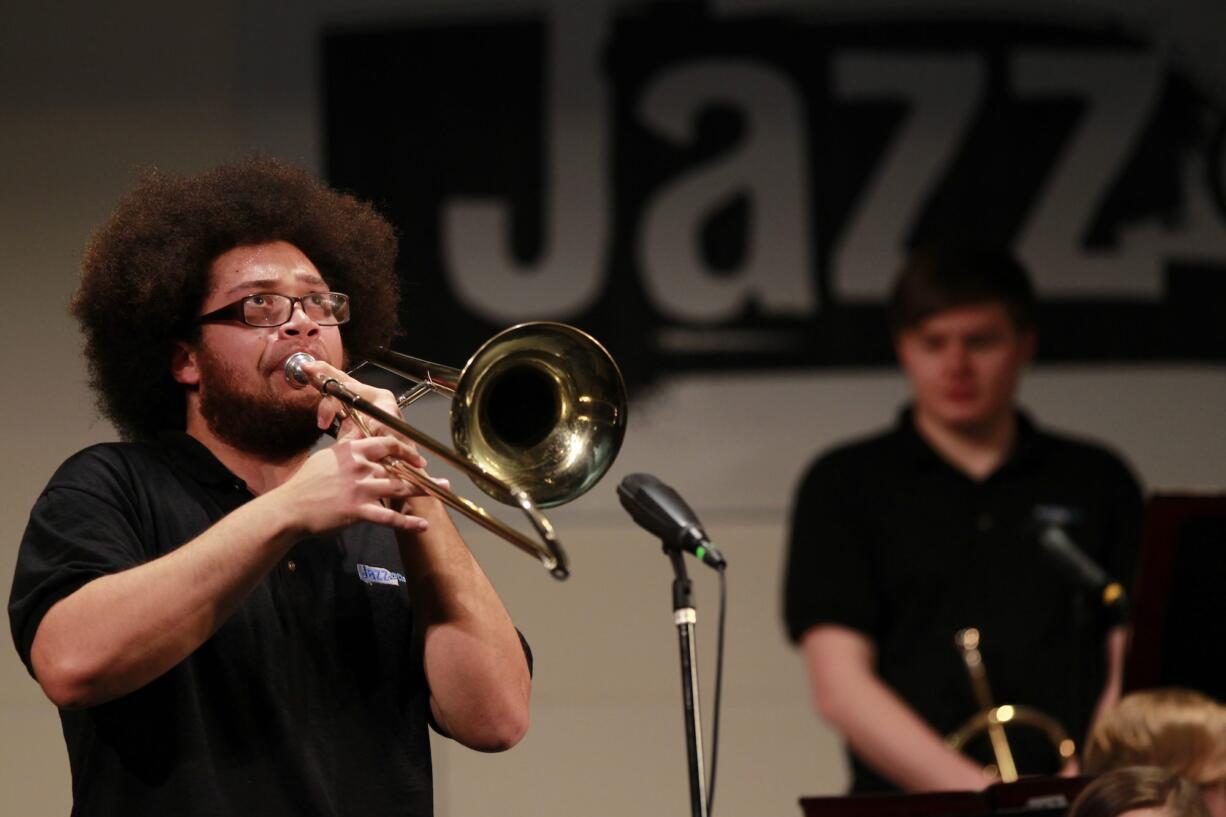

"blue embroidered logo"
[357,563,406,587]
[1033,504,1082,527]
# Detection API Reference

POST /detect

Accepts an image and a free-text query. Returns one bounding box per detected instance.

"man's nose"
[281,301,320,336]
[944,342,972,372]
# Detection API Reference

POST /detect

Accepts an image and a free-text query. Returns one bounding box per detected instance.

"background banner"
[325,4,1226,393]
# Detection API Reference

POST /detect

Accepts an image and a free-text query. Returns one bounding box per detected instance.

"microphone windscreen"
[1040,526,1109,590]
[617,473,701,544]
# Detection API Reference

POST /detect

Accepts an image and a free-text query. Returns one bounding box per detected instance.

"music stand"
[1125,493,1226,697]
[798,776,1093,817]
[799,790,990,817]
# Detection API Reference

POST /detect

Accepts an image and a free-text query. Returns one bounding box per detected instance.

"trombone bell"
[366,322,627,510]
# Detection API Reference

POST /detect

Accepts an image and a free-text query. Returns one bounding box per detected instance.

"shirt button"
[286,560,297,572]
[977,513,993,532]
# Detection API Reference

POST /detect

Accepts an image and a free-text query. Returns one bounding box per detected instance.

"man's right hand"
[273,435,434,536]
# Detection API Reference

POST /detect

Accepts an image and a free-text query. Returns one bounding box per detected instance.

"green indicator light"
[695,546,706,561]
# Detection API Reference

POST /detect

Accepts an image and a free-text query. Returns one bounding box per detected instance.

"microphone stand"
[666,546,708,817]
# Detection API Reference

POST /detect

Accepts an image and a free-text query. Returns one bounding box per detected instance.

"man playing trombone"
[8,158,530,816]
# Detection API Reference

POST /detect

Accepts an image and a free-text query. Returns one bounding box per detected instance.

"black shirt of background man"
[784,409,1143,793]
[10,433,445,817]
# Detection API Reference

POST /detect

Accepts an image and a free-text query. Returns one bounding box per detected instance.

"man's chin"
[201,392,324,461]
[223,413,323,462]
[933,403,1011,435]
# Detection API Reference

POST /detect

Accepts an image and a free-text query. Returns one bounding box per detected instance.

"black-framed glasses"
[197,292,350,327]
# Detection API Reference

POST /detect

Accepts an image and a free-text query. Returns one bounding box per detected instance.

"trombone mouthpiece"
[284,352,316,387]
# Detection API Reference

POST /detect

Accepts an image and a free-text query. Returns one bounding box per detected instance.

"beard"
[196,347,325,462]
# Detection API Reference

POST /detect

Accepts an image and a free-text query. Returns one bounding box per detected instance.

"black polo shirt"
[784,409,1142,792]
[10,433,437,816]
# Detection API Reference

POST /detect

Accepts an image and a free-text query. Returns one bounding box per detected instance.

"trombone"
[947,628,1076,781]
[285,322,627,580]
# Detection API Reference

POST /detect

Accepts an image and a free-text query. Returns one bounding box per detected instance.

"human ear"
[894,330,921,372]
[171,341,200,386]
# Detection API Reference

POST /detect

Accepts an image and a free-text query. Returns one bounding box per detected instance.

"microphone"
[1038,525,1125,609]
[617,473,726,569]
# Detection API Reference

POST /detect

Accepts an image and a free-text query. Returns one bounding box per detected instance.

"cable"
[706,565,727,815]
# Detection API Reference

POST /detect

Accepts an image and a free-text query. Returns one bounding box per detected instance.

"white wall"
[2,2,1225,816]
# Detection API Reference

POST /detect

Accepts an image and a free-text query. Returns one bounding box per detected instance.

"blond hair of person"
[1084,689,1226,785]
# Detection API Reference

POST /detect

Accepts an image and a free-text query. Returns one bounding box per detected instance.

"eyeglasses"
[197,292,350,327]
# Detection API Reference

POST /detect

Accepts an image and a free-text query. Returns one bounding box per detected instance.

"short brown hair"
[71,157,401,440]
[888,242,1036,334]
[1084,689,1226,785]
[1069,766,1209,817]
